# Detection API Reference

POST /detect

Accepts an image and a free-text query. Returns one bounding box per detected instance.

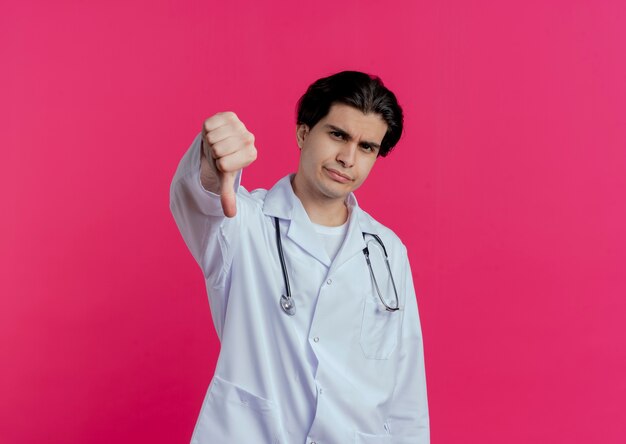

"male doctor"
[170,71,429,443]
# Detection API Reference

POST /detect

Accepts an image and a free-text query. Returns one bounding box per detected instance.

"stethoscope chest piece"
[280,294,296,316]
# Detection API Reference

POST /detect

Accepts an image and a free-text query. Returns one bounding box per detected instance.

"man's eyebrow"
[323,124,381,149]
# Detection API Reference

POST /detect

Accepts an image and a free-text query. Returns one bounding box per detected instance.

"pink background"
[2,1,625,443]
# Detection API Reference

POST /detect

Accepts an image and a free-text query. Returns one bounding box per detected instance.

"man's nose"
[337,142,357,167]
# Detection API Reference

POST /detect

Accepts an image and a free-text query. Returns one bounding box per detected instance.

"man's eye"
[330,131,344,139]
[361,144,373,152]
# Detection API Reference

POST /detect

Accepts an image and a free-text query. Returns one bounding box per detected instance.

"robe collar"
[262,174,379,270]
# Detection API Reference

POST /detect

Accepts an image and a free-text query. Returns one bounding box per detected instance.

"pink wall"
[2,1,625,443]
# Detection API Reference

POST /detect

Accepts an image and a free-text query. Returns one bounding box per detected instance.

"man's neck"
[291,178,348,227]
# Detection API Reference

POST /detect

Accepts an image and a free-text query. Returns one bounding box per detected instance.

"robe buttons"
[313,337,319,343]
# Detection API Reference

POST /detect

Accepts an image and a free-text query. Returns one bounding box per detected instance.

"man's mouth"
[324,167,352,183]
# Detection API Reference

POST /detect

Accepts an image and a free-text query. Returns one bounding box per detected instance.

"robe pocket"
[359,295,401,359]
[191,375,281,443]
[354,431,393,443]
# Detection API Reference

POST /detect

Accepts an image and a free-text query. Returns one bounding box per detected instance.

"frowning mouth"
[324,167,352,183]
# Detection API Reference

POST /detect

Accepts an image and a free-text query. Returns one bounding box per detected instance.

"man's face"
[294,103,388,204]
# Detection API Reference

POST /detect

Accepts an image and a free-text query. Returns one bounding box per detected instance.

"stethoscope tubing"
[274,217,400,315]
[362,235,400,312]
[274,217,291,296]
[275,217,296,315]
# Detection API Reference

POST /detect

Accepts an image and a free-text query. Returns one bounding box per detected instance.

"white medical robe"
[170,134,429,443]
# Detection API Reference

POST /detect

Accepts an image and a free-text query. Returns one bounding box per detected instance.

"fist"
[202,112,257,217]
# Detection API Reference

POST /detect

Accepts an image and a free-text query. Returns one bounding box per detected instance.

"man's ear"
[296,124,309,149]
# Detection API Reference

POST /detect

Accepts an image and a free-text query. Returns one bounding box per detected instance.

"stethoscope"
[274,217,400,316]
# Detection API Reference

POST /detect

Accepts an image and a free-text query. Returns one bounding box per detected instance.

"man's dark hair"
[296,71,404,157]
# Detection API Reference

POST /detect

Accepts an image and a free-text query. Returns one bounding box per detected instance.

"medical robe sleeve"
[169,132,244,289]
[387,246,430,442]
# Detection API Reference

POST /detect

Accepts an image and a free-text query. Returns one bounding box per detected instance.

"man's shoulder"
[236,181,272,207]
[237,177,289,217]
[245,186,270,201]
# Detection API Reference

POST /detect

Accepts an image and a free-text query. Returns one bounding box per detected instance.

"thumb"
[219,171,237,218]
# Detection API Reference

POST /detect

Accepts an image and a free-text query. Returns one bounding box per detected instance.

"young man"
[170,71,429,443]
